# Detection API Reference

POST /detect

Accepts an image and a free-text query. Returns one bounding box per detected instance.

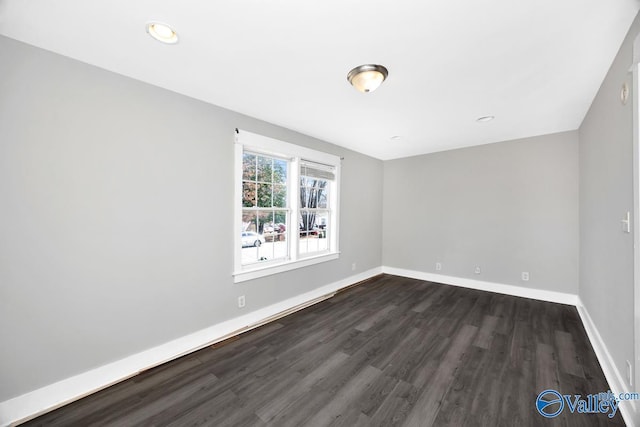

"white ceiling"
[1,0,638,160]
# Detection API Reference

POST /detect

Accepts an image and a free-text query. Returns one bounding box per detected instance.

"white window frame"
[234,130,341,283]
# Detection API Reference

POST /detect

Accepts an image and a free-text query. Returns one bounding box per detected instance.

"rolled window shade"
[300,160,335,181]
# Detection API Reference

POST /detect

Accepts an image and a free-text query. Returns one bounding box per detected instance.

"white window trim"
[233,130,341,283]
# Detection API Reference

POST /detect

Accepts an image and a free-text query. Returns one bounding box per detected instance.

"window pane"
[243,182,256,207]
[256,210,270,234]
[316,212,328,230]
[241,211,268,265]
[274,211,287,226]
[317,234,329,251]
[300,177,329,209]
[299,179,310,208]
[299,210,313,232]
[257,183,273,208]
[273,159,287,184]
[241,211,260,264]
[241,210,288,264]
[241,240,261,264]
[317,212,329,251]
[243,153,256,181]
[299,210,330,256]
[260,211,274,234]
[242,211,257,233]
[262,211,288,261]
[258,212,273,260]
[299,231,309,254]
[317,187,328,208]
[274,184,286,208]
[257,156,271,182]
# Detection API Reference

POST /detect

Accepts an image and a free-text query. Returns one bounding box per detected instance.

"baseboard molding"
[576,301,637,427]
[382,266,579,306]
[0,267,382,427]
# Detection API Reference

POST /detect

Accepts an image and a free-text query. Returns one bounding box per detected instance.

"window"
[299,161,334,255]
[234,130,340,282]
[241,152,289,266]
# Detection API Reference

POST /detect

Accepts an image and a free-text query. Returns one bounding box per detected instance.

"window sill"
[233,252,340,283]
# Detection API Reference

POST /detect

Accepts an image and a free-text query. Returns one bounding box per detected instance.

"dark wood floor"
[22,274,623,426]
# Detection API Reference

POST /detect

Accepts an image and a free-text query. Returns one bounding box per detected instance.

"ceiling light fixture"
[347,64,388,93]
[146,22,178,44]
[476,115,495,123]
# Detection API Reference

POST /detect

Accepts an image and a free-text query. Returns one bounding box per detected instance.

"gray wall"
[0,35,383,401]
[383,131,579,294]
[579,12,640,395]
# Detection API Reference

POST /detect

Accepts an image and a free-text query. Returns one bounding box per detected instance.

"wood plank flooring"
[21,274,624,426]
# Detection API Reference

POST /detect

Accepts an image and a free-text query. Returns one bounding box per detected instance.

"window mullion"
[290,157,300,261]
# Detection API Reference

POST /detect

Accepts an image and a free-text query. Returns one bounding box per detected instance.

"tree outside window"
[242,152,288,264]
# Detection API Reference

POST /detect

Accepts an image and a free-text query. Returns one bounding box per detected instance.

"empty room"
[2,0,640,425]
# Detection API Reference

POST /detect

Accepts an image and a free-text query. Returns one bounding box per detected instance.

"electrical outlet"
[522,272,530,281]
[627,360,633,386]
[352,263,356,271]
[435,262,442,271]
[474,266,481,275]
[238,295,246,308]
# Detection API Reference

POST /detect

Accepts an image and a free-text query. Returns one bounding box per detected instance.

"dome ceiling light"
[347,64,388,93]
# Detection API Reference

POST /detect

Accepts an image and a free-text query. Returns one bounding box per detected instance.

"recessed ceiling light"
[390,135,403,141]
[347,64,389,93]
[476,115,495,123]
[146,22,178,44]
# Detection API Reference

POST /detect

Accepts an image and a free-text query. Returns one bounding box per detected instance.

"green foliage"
[243,152,288,233]
[243,153,287,208]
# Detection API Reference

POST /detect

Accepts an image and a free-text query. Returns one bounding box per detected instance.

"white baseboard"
[576,301,637,427]
[381,266,579,306]
[0,267,382,427]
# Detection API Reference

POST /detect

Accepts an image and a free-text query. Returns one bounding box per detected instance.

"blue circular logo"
[536,389,564,418]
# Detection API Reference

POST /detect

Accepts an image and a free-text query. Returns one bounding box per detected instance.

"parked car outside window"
[241,231,265,247]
